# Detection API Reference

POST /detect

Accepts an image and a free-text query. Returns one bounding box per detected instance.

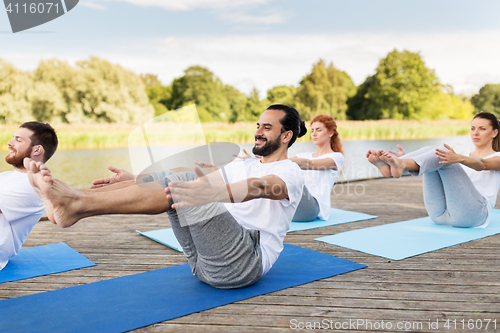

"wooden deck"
[2,176,499,332]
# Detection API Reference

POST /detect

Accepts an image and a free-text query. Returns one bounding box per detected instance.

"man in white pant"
[0,122,58,270]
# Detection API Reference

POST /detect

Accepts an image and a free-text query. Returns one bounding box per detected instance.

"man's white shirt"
[0,170,44,270]
[222,158,304,275]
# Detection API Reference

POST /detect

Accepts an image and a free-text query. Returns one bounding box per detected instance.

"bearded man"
[26,105,307,289]
[0,122,58,270]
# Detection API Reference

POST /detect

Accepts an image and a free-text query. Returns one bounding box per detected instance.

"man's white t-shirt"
[0,170,45,270]
[295,152,344,220]
[222,158,304,275]
[460,151,500,228]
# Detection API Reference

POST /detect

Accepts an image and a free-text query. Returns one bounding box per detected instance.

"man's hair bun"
[299,120,307,137]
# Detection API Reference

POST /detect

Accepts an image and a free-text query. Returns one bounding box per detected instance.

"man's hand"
[90,165,134,189]
[166,166,228,209]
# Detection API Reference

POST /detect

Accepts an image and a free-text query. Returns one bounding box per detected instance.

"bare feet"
[366,149,391,177]
[379,151,405,178]
[24,158,84,228]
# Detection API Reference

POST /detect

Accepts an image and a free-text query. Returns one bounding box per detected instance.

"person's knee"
[436,211,486,228]
[430,210,453,226]
[431,217,450,226]
[450,215,486,228]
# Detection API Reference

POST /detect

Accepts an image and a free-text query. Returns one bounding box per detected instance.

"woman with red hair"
[289,114,344,221]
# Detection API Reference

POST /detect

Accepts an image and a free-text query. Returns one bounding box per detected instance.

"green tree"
[243,88,268,122]
[0,59,34,124]
[471,84,500,117]
[225,85,248,123]
[28,81,67,123]
[421,92,474,120]
[294,60,355,121]
[75,57,153,123]
[346,76,377,120]
[141,74,172,117]
[167,66,230,122]
[32,57,153,124]
[347,49,441,120]
[267,85,296,105]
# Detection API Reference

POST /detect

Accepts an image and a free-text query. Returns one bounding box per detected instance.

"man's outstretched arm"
[166,166,288,209]
[24,158,171,228]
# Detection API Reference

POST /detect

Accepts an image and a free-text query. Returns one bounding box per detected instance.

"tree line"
[0,50,498,125]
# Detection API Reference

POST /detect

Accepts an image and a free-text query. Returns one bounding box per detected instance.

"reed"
[0,120,471,148]
[334,119,470,141]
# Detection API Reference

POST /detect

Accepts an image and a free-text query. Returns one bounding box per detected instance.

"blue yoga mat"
[137,208,378,252]
[316,209,500,260]
[0,244,366,333]
[289,208,377,232]
[0,243,96,284]
[136,228,183,252]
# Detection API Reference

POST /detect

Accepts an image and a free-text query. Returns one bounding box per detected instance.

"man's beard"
[252,135,281,157]
[5,146,32,169]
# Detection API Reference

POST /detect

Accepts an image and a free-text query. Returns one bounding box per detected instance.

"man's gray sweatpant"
[148,170,263,289]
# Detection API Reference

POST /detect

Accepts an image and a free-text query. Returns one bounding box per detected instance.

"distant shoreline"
[0,119,470,149]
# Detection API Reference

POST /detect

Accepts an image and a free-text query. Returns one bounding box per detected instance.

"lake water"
[0,136,473,188]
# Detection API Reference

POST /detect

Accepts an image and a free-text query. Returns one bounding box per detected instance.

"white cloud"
[220,12,286,25]
[107,0,270,11]
[133,31,500,96]
[162,37,181,50]
[79,0,107,10]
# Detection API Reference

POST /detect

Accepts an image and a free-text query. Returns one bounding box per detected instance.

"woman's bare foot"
[24,158,85,228]
[366,149,391,177]
[379,152,405,178]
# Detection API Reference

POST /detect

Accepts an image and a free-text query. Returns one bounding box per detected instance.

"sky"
[1,0,500,97]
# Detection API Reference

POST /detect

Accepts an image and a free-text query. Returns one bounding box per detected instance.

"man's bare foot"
[366,149,391,177]
[24,158,84,228]
[379,152,405,178]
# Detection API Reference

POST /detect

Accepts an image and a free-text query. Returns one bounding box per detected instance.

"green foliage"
[226,85,251,123]
[141,74,172,117]
[0,53,481,126]
[293,60,356,121]
[0,57,154,124]
[29,81,67,123]
[163,65,271,123]
[167,66,231,122]
[267,85,296,105]
[346,76,376,120]
[240,88,268,122]
[0,60,32,124]
[347,50,441,120]
[421,93,474,120]
[471,84,500,117]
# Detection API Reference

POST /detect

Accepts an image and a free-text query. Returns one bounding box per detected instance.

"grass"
[0,120,471,149]
[335,119,470,140]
